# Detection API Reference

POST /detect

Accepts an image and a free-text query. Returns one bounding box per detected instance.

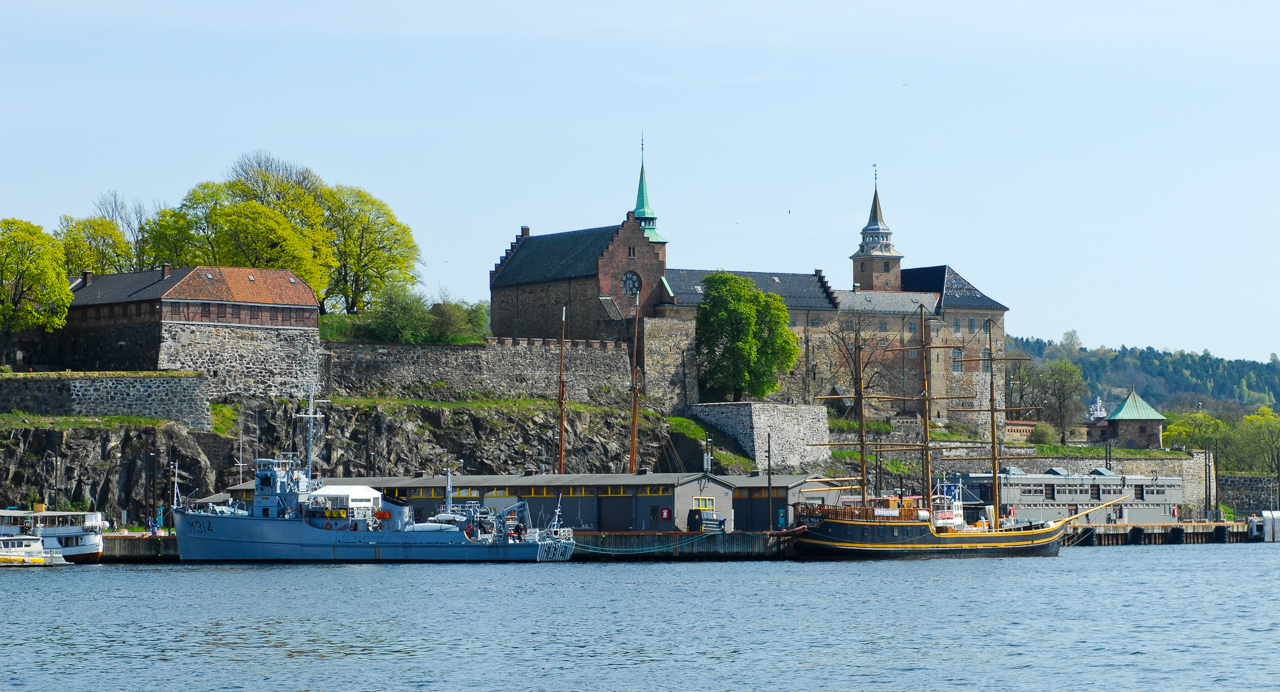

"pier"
[103,535,180,562]
[1065,522,1246,546]
[572,531,789,561]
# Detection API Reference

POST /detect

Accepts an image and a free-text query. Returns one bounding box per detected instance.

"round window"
[621,272,642,296]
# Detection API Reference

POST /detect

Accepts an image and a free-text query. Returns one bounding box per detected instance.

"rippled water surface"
[3,545,1278,690]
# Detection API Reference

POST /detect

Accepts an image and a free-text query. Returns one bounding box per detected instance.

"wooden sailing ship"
[793,306,1122,558]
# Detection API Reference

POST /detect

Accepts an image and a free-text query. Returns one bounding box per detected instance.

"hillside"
[1010,334,1280,413]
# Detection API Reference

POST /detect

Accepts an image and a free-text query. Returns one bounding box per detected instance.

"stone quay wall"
[1219,475,1279,516]
[0,373,210,430]
[159,323,321,399]
[690,402,830,472]
[325,338,633,405]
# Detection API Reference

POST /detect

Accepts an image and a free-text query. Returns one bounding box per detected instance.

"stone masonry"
[690,402,830,472]
[325,339,633,405]
[158,323,321,399]
[1219,475,1279,516]
[0,373,210,430]
[642,317,699,415]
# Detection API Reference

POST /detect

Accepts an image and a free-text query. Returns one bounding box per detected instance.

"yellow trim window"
[600,486,633,497]
[637,486,672,496]
[693,497,715,511]
[567,486,594,497]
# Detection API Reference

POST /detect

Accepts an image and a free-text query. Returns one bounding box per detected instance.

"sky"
[2,2,1278,360]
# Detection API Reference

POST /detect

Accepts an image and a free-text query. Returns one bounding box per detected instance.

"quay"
[1065,522,1247,546]
[572,531,789,561]
[103,534,180,562]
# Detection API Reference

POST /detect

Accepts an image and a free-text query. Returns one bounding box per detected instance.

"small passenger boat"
[0,534,67,566]
[0,509,106,563]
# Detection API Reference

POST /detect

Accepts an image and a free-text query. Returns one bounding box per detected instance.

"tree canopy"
[0,219,74,363]
[695,271,800,401]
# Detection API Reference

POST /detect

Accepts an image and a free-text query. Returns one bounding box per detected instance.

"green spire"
[634,162,665,243]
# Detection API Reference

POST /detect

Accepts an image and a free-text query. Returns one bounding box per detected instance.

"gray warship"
[175,460,575,562]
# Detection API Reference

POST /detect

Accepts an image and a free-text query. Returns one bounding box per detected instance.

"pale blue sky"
[2,2,1277,360]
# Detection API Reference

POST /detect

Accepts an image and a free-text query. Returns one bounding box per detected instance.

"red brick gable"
[164,267,318,307]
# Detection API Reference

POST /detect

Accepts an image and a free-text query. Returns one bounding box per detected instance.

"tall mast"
[988,320,1000,524]
[856,329,868,507]
[629,292,641,474]
[919,304,931,509]
[558,306,566,474]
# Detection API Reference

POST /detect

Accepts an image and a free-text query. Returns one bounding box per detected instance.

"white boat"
[0,534,66,566]
[0,510,107,563]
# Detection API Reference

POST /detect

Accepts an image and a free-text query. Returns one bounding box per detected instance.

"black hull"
[793,518,1065,560]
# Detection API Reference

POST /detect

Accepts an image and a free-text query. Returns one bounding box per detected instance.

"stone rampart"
[1219,475,1279,516]
[325,339,632,405]
[0,373,210,430]
[690,402,829,472]
[643,318,698,415]
[159,323,320,399]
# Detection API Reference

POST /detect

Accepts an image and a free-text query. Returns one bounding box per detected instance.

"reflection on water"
[3,545,1277,690]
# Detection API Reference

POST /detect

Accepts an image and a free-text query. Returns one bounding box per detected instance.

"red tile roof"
[163,267,319,307]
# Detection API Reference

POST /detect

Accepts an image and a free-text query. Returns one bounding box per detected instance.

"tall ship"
[795,307,1121,559]
[0,509,106,563]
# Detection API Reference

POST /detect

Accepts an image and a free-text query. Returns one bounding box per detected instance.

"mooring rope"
[572,532,721,554]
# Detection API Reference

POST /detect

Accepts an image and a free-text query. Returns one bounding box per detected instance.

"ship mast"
[919,304,931,509]
[629,292,640,475]
[558,306,566,475]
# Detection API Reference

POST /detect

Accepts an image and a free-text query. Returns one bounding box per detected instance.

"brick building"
[44,265,322,398]
[1086,388,1166,449]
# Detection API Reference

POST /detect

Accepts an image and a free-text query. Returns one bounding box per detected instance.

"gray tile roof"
[663,269,838,311]
[901,265,1007,311]
[68,268,197,307]
[490,226,620,288]
[832,290,938,315]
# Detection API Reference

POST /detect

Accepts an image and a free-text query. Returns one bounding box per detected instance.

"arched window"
[860,262,866,272]
[883,261,890,272]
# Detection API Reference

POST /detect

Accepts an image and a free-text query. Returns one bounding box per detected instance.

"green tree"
[0,220,74,364]
[696,271,800,401]
[55,215,132,274]
[1040,359,1088,444]
[322,185,418,314]
[1163,412,1228,451]
[1237,407,1280,476]
[364,283,433,344]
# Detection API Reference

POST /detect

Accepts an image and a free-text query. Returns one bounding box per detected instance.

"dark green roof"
[490,225,620,288]
[1105,390,1166,421]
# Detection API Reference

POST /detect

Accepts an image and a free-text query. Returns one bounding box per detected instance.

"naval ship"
[175,459,575,562]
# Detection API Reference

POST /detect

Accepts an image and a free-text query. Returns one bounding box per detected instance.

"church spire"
[633,138,664,243]
[850,184,903,291]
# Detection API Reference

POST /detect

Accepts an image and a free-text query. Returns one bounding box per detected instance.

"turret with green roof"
[1096,388,1166,449]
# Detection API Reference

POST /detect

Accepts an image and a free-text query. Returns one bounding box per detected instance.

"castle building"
[489,165,1010,430]
[44,265,321,398]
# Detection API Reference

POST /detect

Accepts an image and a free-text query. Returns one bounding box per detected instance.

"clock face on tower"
[621,272,642,297]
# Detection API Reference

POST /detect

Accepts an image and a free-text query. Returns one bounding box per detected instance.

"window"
[860,262,866,272]
[135,303,142,316]
[907,322,916,333]
[232,305,240,318]
[952,348,963,373]
[251,306,259,319]
[878,320,888,332]
[201,303,210,317]
[270,307,279,320]
[789,315,796,327]
[983,319,991,334]
[953,317,961,334]
[883,261,889,272]
[620,271,642,296]
[217,304,227,318]
[600,486,633,496]
[810,316,820,327]
[637,486,671,496]
[908,349,918,359]
[982,348,991,373]
[170,303,179,316]
[968,317,976,334]
[283,308,292,322]
[694,497,715,510]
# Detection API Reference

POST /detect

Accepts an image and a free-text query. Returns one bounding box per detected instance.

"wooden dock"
[571,531,789,561]
[1065,522,1247,546]
[103,535,180,562]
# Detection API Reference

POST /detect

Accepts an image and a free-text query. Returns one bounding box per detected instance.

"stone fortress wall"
[689,402,830,472]
[0,372,210,430]
[1218,475,1279,516]
[159,323,321,400]
[324,338,633,405]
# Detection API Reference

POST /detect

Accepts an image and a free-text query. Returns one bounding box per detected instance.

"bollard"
[1127,526,1146,545]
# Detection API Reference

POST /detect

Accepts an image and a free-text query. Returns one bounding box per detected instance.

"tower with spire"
[634,137,665,247]
[849,186,903,291]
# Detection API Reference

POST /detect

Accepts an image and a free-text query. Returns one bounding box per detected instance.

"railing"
[795,504,927,523]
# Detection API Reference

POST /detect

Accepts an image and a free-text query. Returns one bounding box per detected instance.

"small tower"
[634,162,664,244]
[849,188,903,291]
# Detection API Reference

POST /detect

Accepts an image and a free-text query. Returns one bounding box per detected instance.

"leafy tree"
[1040,359,1088,444]
[0,220,74,364]
[1029,422,1056,445]
[363,283,433,344]
[322,185,418,314]
[696,271,800,401]
[1163,412,1228,451]
[213,200,328,290]
[55,215,132,275]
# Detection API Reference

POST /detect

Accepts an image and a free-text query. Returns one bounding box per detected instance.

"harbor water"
[3,544,1277,690]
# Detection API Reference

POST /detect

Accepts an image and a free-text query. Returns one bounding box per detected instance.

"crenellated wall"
[324,338,633,405]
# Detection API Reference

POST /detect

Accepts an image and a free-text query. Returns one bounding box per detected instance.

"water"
[3,545,1277,691]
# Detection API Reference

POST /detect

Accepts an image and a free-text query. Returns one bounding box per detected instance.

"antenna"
[873,163,877,190]
[641,129,645,164]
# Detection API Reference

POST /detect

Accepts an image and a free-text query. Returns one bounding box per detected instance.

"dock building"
[954,468,1183,524]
